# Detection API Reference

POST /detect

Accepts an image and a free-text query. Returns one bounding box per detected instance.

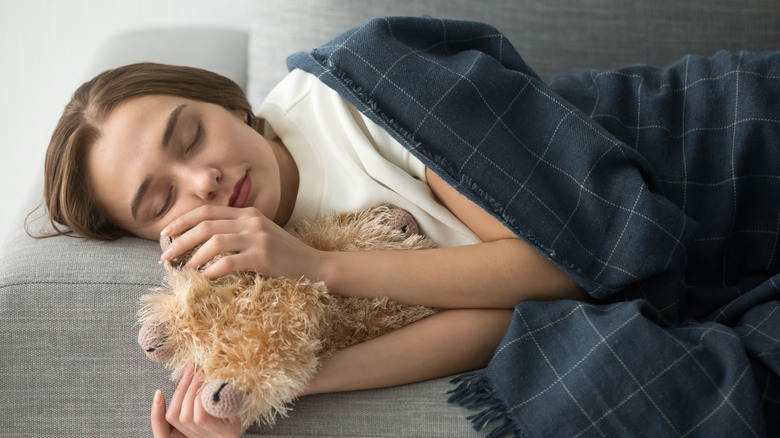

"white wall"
[0,0,252,242]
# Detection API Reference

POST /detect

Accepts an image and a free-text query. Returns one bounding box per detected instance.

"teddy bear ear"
[158,234,213,271]
[386,208,419,237]
[159,235,175,252]
[158,234,194,271]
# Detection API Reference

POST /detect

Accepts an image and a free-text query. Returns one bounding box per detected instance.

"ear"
[233,108,253,126]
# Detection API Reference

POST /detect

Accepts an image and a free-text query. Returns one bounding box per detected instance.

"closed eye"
[156,187,174,219]
[186,121,203,153]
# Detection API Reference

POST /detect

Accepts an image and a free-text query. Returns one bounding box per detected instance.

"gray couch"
[2,1,778,437]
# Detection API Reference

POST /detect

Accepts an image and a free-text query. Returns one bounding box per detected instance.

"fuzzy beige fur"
[137,206,437,427]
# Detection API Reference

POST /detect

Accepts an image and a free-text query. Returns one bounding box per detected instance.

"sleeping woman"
[40,46,585,438]
[37,15,780,438]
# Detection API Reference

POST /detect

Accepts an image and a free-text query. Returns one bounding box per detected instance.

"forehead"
[88,94,190,231]
[105,94,191,128]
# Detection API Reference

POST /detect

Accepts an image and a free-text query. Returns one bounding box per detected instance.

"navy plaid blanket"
[287,16,780,437]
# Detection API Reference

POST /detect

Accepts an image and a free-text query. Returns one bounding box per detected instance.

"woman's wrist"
[311,249,340,287]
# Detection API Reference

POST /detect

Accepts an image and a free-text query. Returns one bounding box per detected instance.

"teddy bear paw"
[137,321,175,362]
[201,381,246,419]
[387,208,419,237]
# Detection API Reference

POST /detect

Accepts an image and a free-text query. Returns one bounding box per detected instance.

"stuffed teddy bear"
[137,205,438,427]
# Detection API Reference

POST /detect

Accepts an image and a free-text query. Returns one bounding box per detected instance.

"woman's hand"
[151,366,247,438]
[160,205,325,280]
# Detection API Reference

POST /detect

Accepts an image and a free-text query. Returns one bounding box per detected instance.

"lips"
[229,172,251,208]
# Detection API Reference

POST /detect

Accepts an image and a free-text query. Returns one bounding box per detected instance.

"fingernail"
[160,226,170,237]
[183,366,194,379]
[153,389,164,405]
[161,248,173,260]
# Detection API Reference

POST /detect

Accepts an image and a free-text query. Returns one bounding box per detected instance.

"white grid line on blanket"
[505,107,579,214]
[680,56,691,214]
[660,172,780,188]
[633,75,643,153]
[669,323,761,437]
[502,304,637,410]
[725,53,744,289]
[580,307,682,436]
[550,62,780,95]
[494,304,584,358]
[593,182,645,282]
[682,364,756,438]
[739,304,780,343]
[516,308,609,438]
[412,54,481,139]
[589,115,780,142]
[549,142,619,250]
[768,209,780,271]
[762,374,780,404]
[572,350,691,438]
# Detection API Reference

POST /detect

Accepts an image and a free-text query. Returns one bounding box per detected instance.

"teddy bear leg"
[200,380,246,419]
[387,208,419,237]
[137,321,175,362]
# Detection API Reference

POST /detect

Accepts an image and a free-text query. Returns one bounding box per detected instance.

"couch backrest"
[248,0,780,106]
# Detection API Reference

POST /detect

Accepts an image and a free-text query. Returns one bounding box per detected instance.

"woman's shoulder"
[259,69,317,112]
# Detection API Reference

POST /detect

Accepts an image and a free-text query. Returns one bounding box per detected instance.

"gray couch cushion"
[248,0,780,105]
[0,226,480,437]
[0,231,167,436]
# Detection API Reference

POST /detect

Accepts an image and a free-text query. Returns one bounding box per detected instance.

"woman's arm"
[319,237,582,309]
[161,168,585,309]
[314,169,585,308]
[300,308,513,396]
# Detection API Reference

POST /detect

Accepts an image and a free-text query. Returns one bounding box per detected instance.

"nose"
[187,167,223,201]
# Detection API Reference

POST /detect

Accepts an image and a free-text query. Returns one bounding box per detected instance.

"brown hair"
[28,62,260,241]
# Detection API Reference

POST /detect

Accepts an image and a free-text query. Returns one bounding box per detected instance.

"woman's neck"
[270,137,299,227]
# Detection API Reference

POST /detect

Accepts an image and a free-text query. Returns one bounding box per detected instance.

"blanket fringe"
[448,372,518,437]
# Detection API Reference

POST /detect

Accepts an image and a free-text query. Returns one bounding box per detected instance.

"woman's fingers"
[165,366,195,431]
[179,371,206,426]
[151,389,172,438]
[160,206,269,263]
[152,368,247,438]
[158,203,322,281]
[161,205,250,238]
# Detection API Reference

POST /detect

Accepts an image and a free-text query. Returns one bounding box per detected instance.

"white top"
[258,69,481,247]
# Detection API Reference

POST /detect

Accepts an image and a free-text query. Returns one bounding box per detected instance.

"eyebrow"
[130,103,187,220]
[162,104,187,149]
[131,177,152,221]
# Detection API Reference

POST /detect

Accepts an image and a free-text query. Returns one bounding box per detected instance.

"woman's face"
[88,94,283,240]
